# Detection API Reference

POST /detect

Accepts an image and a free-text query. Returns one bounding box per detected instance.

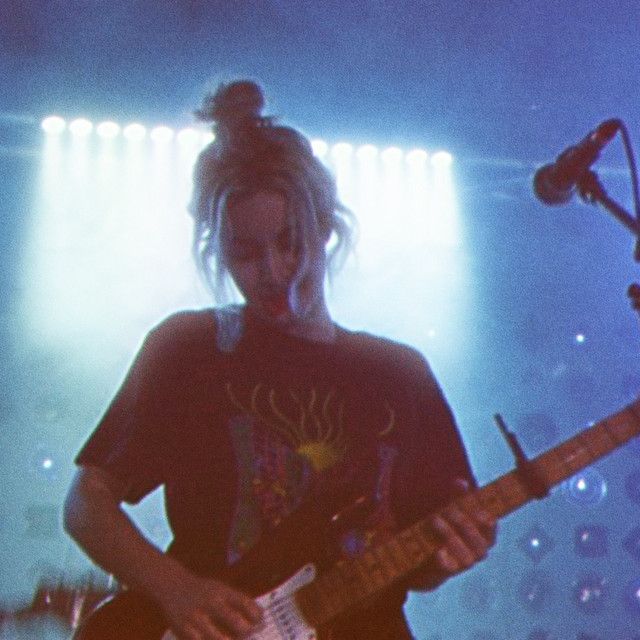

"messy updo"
[189,79,355,302]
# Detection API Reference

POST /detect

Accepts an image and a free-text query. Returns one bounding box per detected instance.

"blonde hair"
[189,80,355,303]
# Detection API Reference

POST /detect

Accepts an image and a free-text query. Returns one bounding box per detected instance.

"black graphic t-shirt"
[76,308,475,638]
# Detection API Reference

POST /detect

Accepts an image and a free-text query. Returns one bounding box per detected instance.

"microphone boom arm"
[577,169,640,238]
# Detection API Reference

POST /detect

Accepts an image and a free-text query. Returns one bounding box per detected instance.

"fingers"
[202,583,263,638]
[430,479,497,575]
[162,575,263,640]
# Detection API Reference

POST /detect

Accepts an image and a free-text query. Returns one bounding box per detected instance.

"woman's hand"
[430,478,497,575]
[156,568,263,640]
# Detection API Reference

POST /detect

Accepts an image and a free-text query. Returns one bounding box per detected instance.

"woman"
[64,80,496,640]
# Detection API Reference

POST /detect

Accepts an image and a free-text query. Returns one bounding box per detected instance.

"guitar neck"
[295,398,640,628]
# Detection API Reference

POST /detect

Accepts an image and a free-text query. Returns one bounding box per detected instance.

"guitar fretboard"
[295,398,640,627]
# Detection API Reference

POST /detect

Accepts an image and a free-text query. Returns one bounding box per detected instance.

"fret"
[397,525,431,566]
[604,410,640,444]
[539,443,579,486]
[579,423,617,458]
[358,549,390,590]
[371,543,404,582]
[384,536,415,574]
[475,482,507,517]
[553,438,591,475]
[493,472,530,513]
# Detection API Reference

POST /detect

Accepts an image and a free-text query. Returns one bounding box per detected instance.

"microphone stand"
[576,169,640,317]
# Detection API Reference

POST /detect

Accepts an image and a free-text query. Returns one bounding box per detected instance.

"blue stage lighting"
[625,469,640,505]
[571,573,608,614]
[517,524,555,563]
[623,577,640,616]
[517,571,554,612]
[574,524,609,557]
[561,468,607,507]
[623,526,640,562]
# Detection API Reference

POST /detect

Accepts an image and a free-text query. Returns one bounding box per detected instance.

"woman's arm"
[64,465,262,640]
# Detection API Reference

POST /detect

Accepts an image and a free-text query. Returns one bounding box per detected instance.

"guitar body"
[73,399,640,640]
[73,564,319,640]
[73,497,340,640]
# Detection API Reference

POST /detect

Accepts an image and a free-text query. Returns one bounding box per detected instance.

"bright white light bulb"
[201,131,215,145]
[150,126,174,143]
[381,146,403,164]
[311,139,328,158]
[69,118,93,137]
[41,116,66,135]
[96,121,120,139]
[332,142,354,160]
[123,123,147,141]
[177,128,199,145]
[431,151,453,168]
[406,148,428,166]
[356,144,378,162]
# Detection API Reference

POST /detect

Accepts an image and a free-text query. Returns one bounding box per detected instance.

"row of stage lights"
[40,115,454,167]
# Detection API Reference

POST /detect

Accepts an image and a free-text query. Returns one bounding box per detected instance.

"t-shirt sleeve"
[395,350,477,526]
[75,324,176,504]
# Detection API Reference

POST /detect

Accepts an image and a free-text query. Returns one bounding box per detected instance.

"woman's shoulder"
[145,308,218,354]
[338,326,428,375]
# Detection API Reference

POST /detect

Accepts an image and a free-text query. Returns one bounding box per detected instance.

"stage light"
[575,333,586,344]
[517,570,553,612]
[623,577,640,615]
[201,131,215,145]
[123,123,147,141]
[177,127,200,145]
[571,573,608,614]
[356,144,378,162]
[30,445,59,480]
[431,150,453,168]
[150,125,174,143]
[406,148,428,166]
[574,524,608,557]
[96,121,120,139]
[622,526,640,561]
[517,524,555,563]
[561,468,607,507]
[332,142,354,160]
[380,146,403,164]
[311,138,328,158]
[41,116,66,134]
[69,118,93,137]
[624,469,640,504]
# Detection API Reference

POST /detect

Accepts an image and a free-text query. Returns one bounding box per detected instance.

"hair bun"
[196,80,265,127]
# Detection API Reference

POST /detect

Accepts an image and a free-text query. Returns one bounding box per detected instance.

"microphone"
[533,118,621,205]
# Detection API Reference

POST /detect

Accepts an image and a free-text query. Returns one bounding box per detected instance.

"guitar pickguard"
[161,564,317,640]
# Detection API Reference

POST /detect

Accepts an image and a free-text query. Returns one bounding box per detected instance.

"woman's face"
[223,189,327,329]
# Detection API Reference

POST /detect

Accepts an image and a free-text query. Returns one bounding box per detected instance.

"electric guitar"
[73,398,640,640]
